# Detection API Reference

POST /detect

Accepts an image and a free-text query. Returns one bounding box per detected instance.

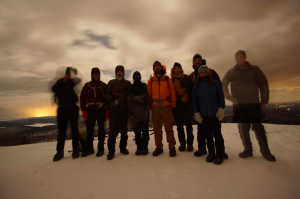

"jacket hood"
[170,67,184,78]
[91,67,101,81]
[115,65,125,77]
[153,65,167,77]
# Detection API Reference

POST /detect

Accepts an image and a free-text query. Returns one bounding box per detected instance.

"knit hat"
[193,54,202,61]
[173,62,182,69]
[198,65,209,74]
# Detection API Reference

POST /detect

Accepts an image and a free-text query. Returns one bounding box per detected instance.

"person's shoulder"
[100,81,107,86]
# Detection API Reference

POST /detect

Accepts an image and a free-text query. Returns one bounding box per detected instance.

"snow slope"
[0,124,299,199]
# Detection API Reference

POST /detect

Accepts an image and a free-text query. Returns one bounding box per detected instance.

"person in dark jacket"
[51,66,82,161]
[105,65,132,160]
[127,71,150,155]
[222,50,276,162]
[80,67,107,157]
[170,62,194,152]
[187,54,228,158]
[193,66,226,165]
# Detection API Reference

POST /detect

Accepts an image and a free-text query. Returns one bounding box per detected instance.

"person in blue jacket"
[192,65,226,165]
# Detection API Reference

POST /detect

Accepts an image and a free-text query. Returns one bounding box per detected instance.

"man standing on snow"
[105,65,132,160]
[148,61,177,157]
[170,62,194,152]
[222,50,276,162]
[80,67,107,157]
[52,66,82,161]
[127,71,150,155]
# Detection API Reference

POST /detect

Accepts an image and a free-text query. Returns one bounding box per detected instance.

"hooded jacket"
[147,65,176,108]
[170,68,188,103]
[222,62,269,104]
[80,69,107,111]
[105,65,132,110]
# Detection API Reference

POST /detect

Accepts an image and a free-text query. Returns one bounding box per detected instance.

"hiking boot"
[194,150,207,157]
[178,145,186,152]
[187,145,194,152]
[107,152,115,160]
[96,151,104,157]
[152,148,163,156]
[135,149,142,156]
[141,149,149,155]
[239,151,253,158]
[214,156,224,165]
[263,153,276,162]
[206,155,215,163]
[169,149,177,157]
[223,152,229,159]
[72,148,80,159]
[81,150,94,157]
[120,149,129,155]
[53,151,64,162]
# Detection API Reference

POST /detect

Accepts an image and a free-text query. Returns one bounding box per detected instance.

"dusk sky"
[0,0,300,119]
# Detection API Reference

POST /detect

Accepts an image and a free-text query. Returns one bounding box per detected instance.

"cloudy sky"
[0,0,299,119]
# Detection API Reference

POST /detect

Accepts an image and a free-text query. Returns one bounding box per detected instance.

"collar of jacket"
[153,73,167,80]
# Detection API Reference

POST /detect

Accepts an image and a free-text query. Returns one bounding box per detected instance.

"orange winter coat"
[170,68,188,103]
[147,65,176,108]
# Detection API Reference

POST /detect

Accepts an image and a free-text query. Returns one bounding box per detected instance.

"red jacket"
[80,80,107,111]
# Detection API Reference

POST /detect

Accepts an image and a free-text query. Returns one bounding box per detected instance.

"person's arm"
[105,80,113,101]
[216,81,225,108]
[147,79,152,107]
[80,83,89,111]
[192,88,200,114]
[222,69,237,103]
[52,79,65,95]
[186,75,193,108]
[168,78,176,108]
[255,66,269,105]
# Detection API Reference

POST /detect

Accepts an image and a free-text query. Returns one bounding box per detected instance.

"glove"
[82,111,88,121]
[216,108,225,121]
[105,110,109,120]
[111,95,119,101]
[194,112,203,124]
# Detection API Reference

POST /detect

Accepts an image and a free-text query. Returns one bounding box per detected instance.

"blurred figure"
[193,66,226,165]
[127,71,150,155]
[170,62,194,152]
[80,67,107,157]
[147,61,177,157]
[222,50,276,162]
[105,65,132,160]
[51,66,82,161]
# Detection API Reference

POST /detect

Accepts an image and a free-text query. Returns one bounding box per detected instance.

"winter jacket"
[147,65,176,108]
[170,68,188,103]
[80,80,107,111]
[193,78,225,117]
[222,62,269,104]
[127,82,150,128]
[187,67,221,110]
[52,78,81,107]
[105,66,132,110]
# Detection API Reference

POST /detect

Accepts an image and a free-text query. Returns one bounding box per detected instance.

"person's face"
[92,73,100,81]
[154,65,162,73]
[193,58,202,69]
[235,54,246,66]
[199,72,208,78]
[174,66,182,75]
[117,70,124,77]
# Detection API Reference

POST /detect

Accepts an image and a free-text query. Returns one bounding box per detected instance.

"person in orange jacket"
[147,61,177,157]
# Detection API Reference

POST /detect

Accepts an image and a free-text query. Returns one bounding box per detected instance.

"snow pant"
[56,105,80,152]
[152,106,176,150]
[107,109,128,153]
[196,124,207,151]
[173,106,194,146]
[86,107,106,152]
[198,116,225,157]
[233,103,271,155]
[133,121,149,150]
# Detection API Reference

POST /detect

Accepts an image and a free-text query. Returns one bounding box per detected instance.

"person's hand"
[260,103,266,109]
[194,112,203,124]
[82,111,88,121]
[216,108,225,121]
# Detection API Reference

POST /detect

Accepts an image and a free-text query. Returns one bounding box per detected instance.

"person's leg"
[56,107,68,152]
[133,123,142,150]
[119,111,129,151]
[251,123,271,155]
[86,110,97,153]
[173,107,186,147]
[96,107,106,152]
[141,121,150,151]
[203,117,215,157]
[184,109,194,146]
[238,123,253,153]
[197,123,206,152]
[161,106,176,151]
[107,111,119,154]
[152,107,163,149]
[69,106,80,150]
[212,117,225,158]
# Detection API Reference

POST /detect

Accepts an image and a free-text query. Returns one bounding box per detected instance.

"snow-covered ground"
[0,124,299,199]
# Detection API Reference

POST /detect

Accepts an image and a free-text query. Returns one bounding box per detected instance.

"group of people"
[51,50,276,165]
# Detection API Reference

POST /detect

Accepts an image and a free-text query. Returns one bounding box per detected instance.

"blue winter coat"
[193,78,225,116]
